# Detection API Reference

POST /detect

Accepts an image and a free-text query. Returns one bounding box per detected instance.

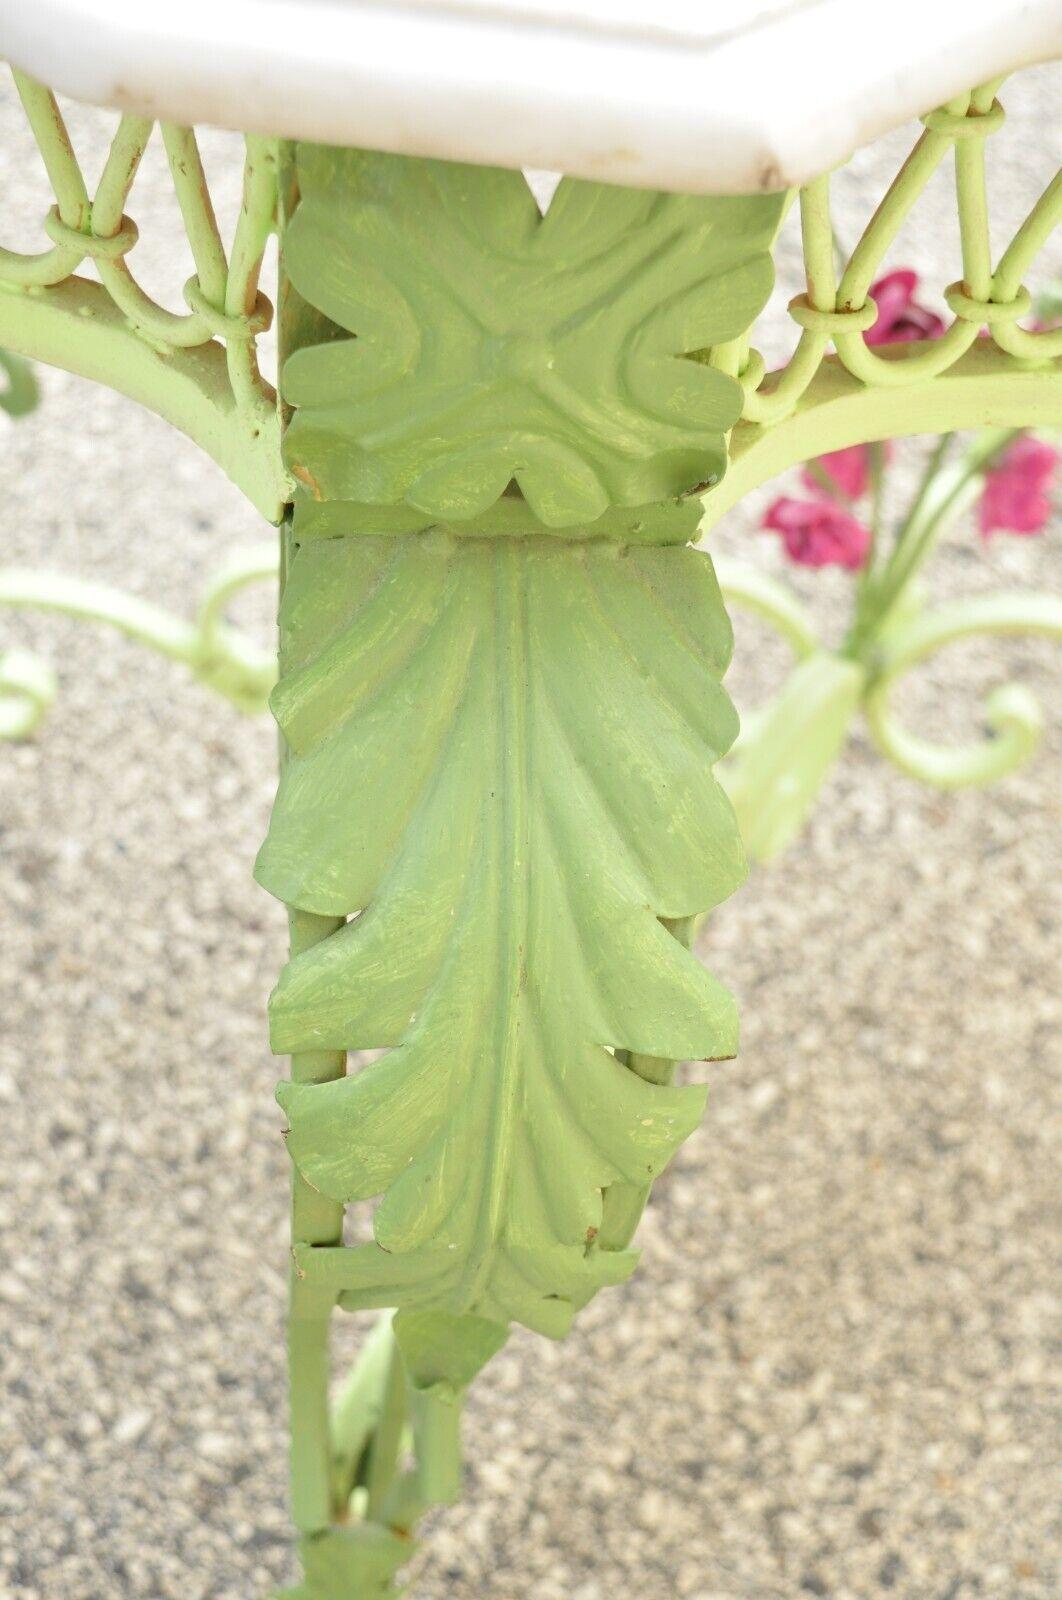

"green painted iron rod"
[161,123,229,307]
[954,85,996,303]
[837,108,962,310]
[1,74,86,284]
[287,901,345,1535]
[991,171,1062,359]
[738,178,832,424]
[0,553,277,725]
[89,113,153,235]
[225,134,279,422]
[288,1283,340,1536]
[800,173,837,311]
[12,70,88,226]
[364,1341,409,1523]
[282,464,347,1534]
[329,1311,397,1508]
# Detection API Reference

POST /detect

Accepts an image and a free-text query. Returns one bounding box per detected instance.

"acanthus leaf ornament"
[258,532,744,1334]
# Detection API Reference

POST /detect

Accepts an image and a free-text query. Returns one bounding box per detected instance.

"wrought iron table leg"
[1,64,1059,1600]
[252,143,785,1596]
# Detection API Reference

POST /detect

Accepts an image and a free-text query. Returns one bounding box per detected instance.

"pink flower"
[801,444,870,499]
[800,442,894,501]
[978,436,1057,539]
[764,496,871,571]
[866,269,945,346]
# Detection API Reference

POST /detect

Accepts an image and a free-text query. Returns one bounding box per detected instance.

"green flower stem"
[715,401,1059,858]
[867,440,887,537]
[854,429,1019,647]
[854,438,888,610]
[887,431,954,556]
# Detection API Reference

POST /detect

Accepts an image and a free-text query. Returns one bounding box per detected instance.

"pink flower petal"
[979,436,1057,538]
[801,442,895,501]
[801,445,870,500]
[764,496,871,571]
[866,268,945,346]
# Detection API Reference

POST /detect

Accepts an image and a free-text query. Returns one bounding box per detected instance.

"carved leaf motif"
[281,146,785,527]
[256,533,744,1335]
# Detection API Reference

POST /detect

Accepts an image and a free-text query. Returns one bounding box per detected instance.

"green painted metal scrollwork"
[0,71,287,520]
[0,547,278,736]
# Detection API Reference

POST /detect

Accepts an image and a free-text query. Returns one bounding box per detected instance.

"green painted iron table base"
[0,62,1059,1600]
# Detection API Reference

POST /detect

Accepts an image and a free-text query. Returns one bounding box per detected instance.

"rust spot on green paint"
[291,462,323,500]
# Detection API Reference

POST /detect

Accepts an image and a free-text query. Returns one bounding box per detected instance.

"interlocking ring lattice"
[0,69,287,518]
[717,81,1061,409]
[1,69,1059,530]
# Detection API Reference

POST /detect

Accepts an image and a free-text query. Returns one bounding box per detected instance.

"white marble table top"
[1,0,1060,192]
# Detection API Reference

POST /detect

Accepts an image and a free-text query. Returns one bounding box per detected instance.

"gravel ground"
[1,67,1060,1600]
